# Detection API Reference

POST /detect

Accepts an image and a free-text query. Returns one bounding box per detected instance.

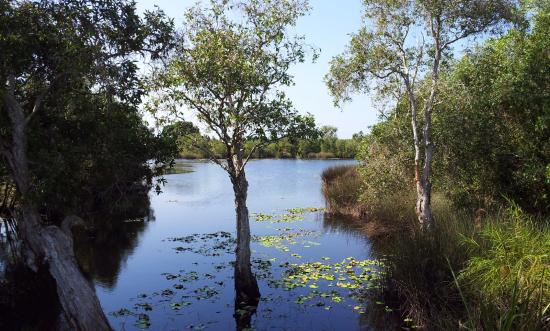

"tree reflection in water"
[74,194,154,288]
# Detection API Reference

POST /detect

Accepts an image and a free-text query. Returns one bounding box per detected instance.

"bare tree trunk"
[20,208,112,331]
[224,143,260,330]
[231,171,260,329]
[2,93,112,330]
[417,22,442,231]
[419,95,435,231]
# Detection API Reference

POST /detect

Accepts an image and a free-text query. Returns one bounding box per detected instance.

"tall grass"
[457,204,550,330]
[321,165,366,218]
[378,201,550,330]
[321,164,415,237]
[378,201,474,328]
[321,167,550,329]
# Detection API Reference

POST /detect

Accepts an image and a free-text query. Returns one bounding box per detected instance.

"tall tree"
[325,0,517,230]
[149,0,316,325]
[0,1,173,329]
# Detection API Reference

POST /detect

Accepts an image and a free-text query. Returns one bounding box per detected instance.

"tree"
[320,125,338,155]
[0,1,173,329]
[159,121,200,158]
[325,0,517,230]
[435,6,550,213]
[149,0,316,325]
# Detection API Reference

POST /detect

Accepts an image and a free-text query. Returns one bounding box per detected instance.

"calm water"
[84,159,389,331]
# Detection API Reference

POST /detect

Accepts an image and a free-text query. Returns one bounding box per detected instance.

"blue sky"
[136,0,378,138]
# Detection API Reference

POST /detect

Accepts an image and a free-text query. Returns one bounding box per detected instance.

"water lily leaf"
[135,314,151,329]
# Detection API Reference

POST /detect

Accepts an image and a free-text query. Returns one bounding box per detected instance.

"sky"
[136,0,378,138]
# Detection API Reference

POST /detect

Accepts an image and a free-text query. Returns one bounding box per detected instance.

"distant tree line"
[162,122,363,159]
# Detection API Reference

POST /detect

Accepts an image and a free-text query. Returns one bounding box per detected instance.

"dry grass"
[321,165,367,219]
[321,164,414,238]
[307,152,336,159]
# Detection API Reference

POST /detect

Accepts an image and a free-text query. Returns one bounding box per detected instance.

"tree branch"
[240,141,264,171]
[181,135,229,171]
[25,87,50,125]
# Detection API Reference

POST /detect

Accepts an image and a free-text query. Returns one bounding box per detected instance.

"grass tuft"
[321,166,550,329]
[321,165,366,219]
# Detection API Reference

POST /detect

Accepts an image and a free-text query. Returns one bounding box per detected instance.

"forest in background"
[161,121,361,159]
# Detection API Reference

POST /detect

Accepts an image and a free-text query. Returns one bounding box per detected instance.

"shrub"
[377,201,550,330]
[458,204,550,330]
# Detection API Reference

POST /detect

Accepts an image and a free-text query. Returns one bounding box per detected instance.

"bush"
[377,201,550,330]
[458,204,550,330]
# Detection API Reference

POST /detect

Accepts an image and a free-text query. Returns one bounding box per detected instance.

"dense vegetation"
[0,1,175,329]
[323,4,550,329]
[172,122,361,159]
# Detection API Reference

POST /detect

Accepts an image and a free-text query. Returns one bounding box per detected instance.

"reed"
[321,165,549,329]
[321,165,366,219]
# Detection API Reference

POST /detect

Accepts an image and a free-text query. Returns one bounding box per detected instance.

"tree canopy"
[149,0,317,172]
[326,0,518,229]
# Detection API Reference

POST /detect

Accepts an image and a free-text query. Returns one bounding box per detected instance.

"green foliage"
[458,205,550,330]
[435,10,550,212]
[353,9,550,214]
[172,126,360,159]
[326,0,519,229]
[357,110,414,211]
[160,121,200,158]
[149,0,317,166]
[0,0,173,106]
[28,95,174,217]
[325,0,517,106]
[0,0,175,217]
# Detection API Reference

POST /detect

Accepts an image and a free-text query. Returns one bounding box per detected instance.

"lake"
[83,159,391,331]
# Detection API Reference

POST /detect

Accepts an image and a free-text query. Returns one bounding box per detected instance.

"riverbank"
[321,165,550,330]
[177,154,356,160]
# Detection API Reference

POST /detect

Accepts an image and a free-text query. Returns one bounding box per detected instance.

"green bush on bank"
[321,166,549,329]
[458,205,550,330]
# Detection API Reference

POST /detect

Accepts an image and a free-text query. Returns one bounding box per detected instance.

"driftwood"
[20,209,111,330]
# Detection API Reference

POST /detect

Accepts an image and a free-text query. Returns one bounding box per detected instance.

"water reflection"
[74,195,155,289]
[322,213,368,239]
[75,159,398,331]
[75,219,151,288]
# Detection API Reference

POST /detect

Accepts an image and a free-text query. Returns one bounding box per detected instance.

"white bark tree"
[326,0,518,230]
